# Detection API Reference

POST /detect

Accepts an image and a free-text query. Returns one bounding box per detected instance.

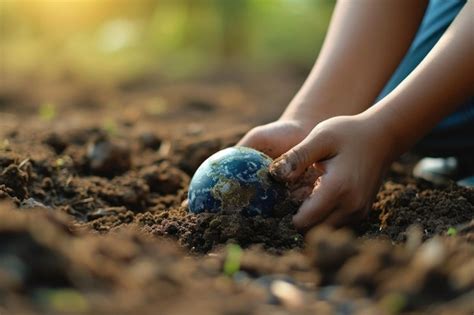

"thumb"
[269,130,333,182]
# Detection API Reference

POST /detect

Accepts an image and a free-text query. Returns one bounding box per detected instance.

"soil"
[0,71,473,314]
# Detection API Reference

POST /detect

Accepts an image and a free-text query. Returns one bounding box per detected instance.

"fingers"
[237,129,278,158]
[289,165,323,202]
[290,186,313,202]
[237,131,263,150]
[270,130,333,182]
[237,129,256,146]
[321,207,365,228]
[292,175,342,231]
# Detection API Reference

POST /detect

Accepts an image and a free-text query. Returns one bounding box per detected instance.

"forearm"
[282,0,428,125]
[366,1,474,158]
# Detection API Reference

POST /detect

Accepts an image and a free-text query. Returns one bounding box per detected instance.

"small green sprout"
[379,292,407,315]
[0,139,10,151]
[55,156,72,168]
[103,119,118,136]
[35,288,89,313]
[55,158,65,168]
[447,227,457,237]
[223,243,243,277]
[39,103,56,121]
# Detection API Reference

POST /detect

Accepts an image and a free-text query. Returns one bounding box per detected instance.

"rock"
[43,132,68,154]
[138,132,162,150]
[86,140,131,177]
[0,164,29,199]
[20,198,49,209]
[270,279,306,308]
[306,226,358,284]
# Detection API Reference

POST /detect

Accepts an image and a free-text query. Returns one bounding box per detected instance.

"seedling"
[447,227,457,236]
[0,139,10,151]
[223,243,243,276]
[103,119,118,136]
[39,103,57,121]
[55,158,65,168]
[35,288,89,313]
[379,292,407,315]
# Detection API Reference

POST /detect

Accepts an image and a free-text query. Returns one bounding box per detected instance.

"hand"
[269,114,395,230]
[237,119,312,159]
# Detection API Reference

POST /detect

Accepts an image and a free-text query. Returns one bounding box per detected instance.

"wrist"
[279,106,317,134]
[279,97,338,133]
[280,87,374,133]
[358,110,402,164]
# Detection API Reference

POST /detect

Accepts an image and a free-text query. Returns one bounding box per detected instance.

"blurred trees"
[1,0,335,80]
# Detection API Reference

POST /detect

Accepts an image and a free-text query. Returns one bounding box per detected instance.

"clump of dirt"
[134,207,303,253]
[172,132,245,176]
[86,138,132,177]
[1,126,474,255]
[0,163,30,200]
[1,203,472,315]
[361,178,474,242]
[0,127,304,254]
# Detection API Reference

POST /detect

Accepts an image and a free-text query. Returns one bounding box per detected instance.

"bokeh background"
[2,0,334,81]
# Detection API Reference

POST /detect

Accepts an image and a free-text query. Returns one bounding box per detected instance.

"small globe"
[188,146,287,216]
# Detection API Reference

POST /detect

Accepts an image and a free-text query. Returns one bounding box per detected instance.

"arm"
[281,0,429,125]
[239,0,428,157]
[270,1,474,230]
[367,0,474,157]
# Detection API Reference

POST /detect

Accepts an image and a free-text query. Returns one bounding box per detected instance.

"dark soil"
[0,72,473,314]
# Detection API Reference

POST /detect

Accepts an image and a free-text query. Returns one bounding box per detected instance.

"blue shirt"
[377,0,473,132]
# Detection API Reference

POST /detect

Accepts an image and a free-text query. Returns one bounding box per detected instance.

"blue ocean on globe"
[188,146,287,217]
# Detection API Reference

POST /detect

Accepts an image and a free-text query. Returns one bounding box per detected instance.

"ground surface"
[0,71,473,314]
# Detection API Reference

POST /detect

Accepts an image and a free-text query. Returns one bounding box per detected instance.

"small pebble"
[20,198,49,209]
[270,280,305,308]
[138,132,162,150]
[86,140,131,177]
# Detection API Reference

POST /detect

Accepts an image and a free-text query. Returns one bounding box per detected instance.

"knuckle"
[243,127,265,143]
[247,127,261,138]
[289,146,311,168]
[311,123,340,145]
[251,125,265,133]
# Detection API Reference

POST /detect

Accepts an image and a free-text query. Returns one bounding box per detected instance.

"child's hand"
[269,114,394,230]
[237,120,311,158]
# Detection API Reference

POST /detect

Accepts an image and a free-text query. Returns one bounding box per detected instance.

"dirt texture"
[0,72,473,314]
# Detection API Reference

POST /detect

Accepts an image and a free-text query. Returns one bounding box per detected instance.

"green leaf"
[447,227,457,236]
[223,243,243,277]
[0,139,10,151]
[39,103,56,121]
[379,292,407,315]
[55,158,65,168]
[103,119,118,136]
[36,288,89,313]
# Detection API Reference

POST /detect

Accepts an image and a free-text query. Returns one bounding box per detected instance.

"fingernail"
[270,157,292,179]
